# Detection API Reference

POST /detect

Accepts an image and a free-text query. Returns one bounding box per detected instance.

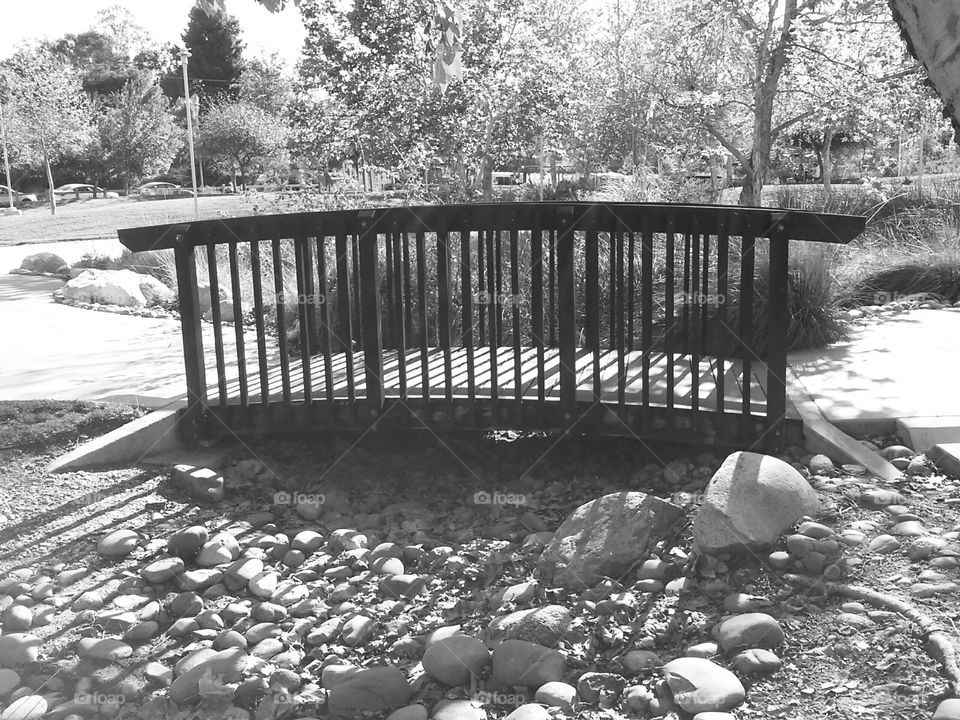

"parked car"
[0,185,38,208]
[53,184,120,199]
[133,181,189,198]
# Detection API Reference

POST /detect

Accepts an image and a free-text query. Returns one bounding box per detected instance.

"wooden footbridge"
[118,202,864,451]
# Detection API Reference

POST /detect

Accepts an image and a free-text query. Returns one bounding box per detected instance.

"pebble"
[798,521,833,539]
[422,634,490,686]
[140,557,184,583]
[431,699,487,720]
[0,634,41,666]
[768,551,791,569]
[576,671,626,703]
[890,520,925,536]
[934,698,960,720]
[379,575,427,599]
[326,666,412,716]
[491,640,565,688]
[3,606,32,632]
[785,534,816,557]
[730,648,781,674]
[906,456,932,476]
[97,529,140,558]
[880,445,914,461]
[504,704,550,720]
[0,669,20,697]
[167,526,209,561]
[662,657,745,713]
[488,606,572,647]
[170,591,203,618]
[341,615,375,646]
[716,613,784,651]
[535,681,577,711]
[77,638,133,661]
[839,530,865,546]
[168,648,247,704]
[860,489,908,508]
[807,455,835,475]
[196,533,240,567]
[623,650,661,673]
[248,571,279,599]
[387,705,429,720]
[686,641,719,658]
[868,535,901,554]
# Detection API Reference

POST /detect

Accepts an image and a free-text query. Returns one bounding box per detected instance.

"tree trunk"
[41,136,56,216]
[821,126,834,196]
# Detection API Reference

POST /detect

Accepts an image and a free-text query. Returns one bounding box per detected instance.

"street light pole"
[179,47,200,220]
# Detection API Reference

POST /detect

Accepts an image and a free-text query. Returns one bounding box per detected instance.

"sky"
[0,0,307,67]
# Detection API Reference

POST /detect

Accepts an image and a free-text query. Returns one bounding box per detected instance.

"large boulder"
[327,666,412,716]
[661,657,745,713]
[537,492,683,590]
[61,269,174,307]
[19,253,67,274]
[692,452,818,554]
[487,606,571,647]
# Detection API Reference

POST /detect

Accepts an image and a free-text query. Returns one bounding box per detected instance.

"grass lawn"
[0,399,144,449]
[0,195,262,246]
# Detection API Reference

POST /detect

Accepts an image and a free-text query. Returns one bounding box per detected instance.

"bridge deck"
[207,346,786,416]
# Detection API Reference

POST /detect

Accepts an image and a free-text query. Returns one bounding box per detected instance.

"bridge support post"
[173,227,208,443]
[765,215,789,452]
[557,206,576,427]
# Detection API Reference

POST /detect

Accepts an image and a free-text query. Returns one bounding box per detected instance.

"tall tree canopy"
[165,5,246,107]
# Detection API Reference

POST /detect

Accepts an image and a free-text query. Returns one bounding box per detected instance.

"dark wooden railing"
[118,202,864,451]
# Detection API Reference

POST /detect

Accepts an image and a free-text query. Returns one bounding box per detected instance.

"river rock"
[341,615,375,646]
[0,695,47,720]
[3,606,31,632]
[20,253,66,274]
[934,699,960,720]
[196,533,240,567]
[662,657,745,713]
[693,452,818,554]
[716,613,784,651]
[537,491,683,590]
[167,526,208,561]
[0,634,41,666]
[141,557,184,583]
[869,535,901,554]
[98,529,140,558]
[168,648,247,704]
[248,571,279,599]
[379,575,427,599]
[327,666,412,716]
[77,638,133,661]
[422,634,490,686]
[171,465,225,502]
[577,671,626,703]
[431,699,487,720]
[730,648,781,674]
[535,681,577,711]
[488,605,571,647]
[504,705,550,720]
[0,669,19,697]
[491,640,565,688]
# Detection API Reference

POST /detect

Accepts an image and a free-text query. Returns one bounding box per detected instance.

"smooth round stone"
[140,557,184,583]
[248,571,279,599]
[144,661,173,687]
[767,551,791,569]
[931,557,960,569]
[167,526,208,561]
[175,648,217,676]
[3,606,32,632]
[214,630,248,650]
[622,685,653,713]
[386,705,429,720]
[623,650,661,673]
[124,621,160,641]
[895,512,921,522]
[291,530,324,554]
[422,634,490,686]
[880,445,914,461]
[919,570,950,583]
[371,557,405,575]
[907,537,952,560]
[692,713,737,720]
[906,457,931,476]
[785,534,816,558]
[891,521,925,537]
[168,618,198,636]
[839,530,865,546]
[98,529,140,558]
[251,602,287,623]
[891,457,910,471]
[245,622,282,645]
[250,638,284,659]
[807,455,834,475]
[340,615,375,646]
[802,551,827,574]
[635,579,664,593]
[638,559,671,581]
[196,533,240,567]
[884,505,910,517]
[685,641,719,658]
[72,591,104,611]
[379,575,427,599]
[860,489,908,508]
[225,558,264,589]
[534,681,577,711]
[77,637,133,661]
[282,550,306,569]
[868,535,901,554]
[179,569,223,592]
[170,592,203,618]
[0,669,20,697]
[716,613,784,651]
[934,698,960,720]
[798,521,833,539]
[0,634,41,666]
[730,648,781,674]
[910,583,955,598]
[431,699,487,720]
[661,658,745,713]
[0,695,47,720]
[195,610,224,630]
[504,704,550,720]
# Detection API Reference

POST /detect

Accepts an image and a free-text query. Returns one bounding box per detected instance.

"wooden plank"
[249,240,270,405]
[585,228,600,399]
[511,229,522,410]
[173,240,207,439]
[271,238,292,403]
[437,231,453,407]
[358,226,384,414]
[227,242,248,406]
[557,209,577,420]
[531,225,545,407]
[765,223,789,450]
[206,242,228,406]
[416,231,429,400]
[641,217,653,407]
[334,232,356,405]
[294,234,312,404]
[460,229,476,402]
[393,232,407,401]
[315,236,335,411]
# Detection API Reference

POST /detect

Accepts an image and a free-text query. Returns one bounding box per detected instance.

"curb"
[46,408,186,473]
[786,368,903,483]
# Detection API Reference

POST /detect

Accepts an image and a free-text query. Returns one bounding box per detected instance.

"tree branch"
[772,109,815,137]
[701,116,749,168]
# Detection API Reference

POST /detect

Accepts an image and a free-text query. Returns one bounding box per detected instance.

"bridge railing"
[118,202,864,449]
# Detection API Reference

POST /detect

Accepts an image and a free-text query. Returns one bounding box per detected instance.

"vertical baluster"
[682,232,691,351]
[628,231,635,351]
[358,225,383,416]
[510,228,521,410]
[315,236,335,411]
[557,210,576,421]
[384,229,395,350]
[227,242,248,407]
[665,218,676,409]
[460,228,476,403]
[250,240,269,404]
[716,218,729,414]
[402,233,413,347]
[173,237,207,439]
[393,232,407,401]
[335,232,355,406]
[690,218,701,414]
[271,239,291,403]
[701,230,711,352]
[205,242,228,406]
[608,232,616,345]
[548,230,556,346]
[416,231,429,400]
[585,228,600,399]
[531,220,545,408]
[478,230,486,344]
[495,229,503,346]
[437,231,453,408]
[641,217,653,408]
[485,228,498,401]
[351,235,362,343]
[616,229,626,409]
[740,223,755,418]
[294,234,313,404]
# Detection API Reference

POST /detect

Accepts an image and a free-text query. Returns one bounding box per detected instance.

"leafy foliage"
[197,99,288,185]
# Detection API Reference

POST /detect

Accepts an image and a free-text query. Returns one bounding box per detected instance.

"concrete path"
[787,310,960,424]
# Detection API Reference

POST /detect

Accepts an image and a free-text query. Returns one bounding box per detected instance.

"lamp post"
[179,47,200,220]
[0,78,18,217]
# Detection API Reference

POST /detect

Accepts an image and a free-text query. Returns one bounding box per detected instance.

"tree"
[197,99,288,186]
[96,5,153,59]
[2,48,92,214]
[237,53,292,113]
[168,6,246,107]
[97,75,183,191]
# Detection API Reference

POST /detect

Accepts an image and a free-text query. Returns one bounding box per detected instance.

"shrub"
[73,252,120,271]
[116,248,177,288]
[840,260,960,307]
